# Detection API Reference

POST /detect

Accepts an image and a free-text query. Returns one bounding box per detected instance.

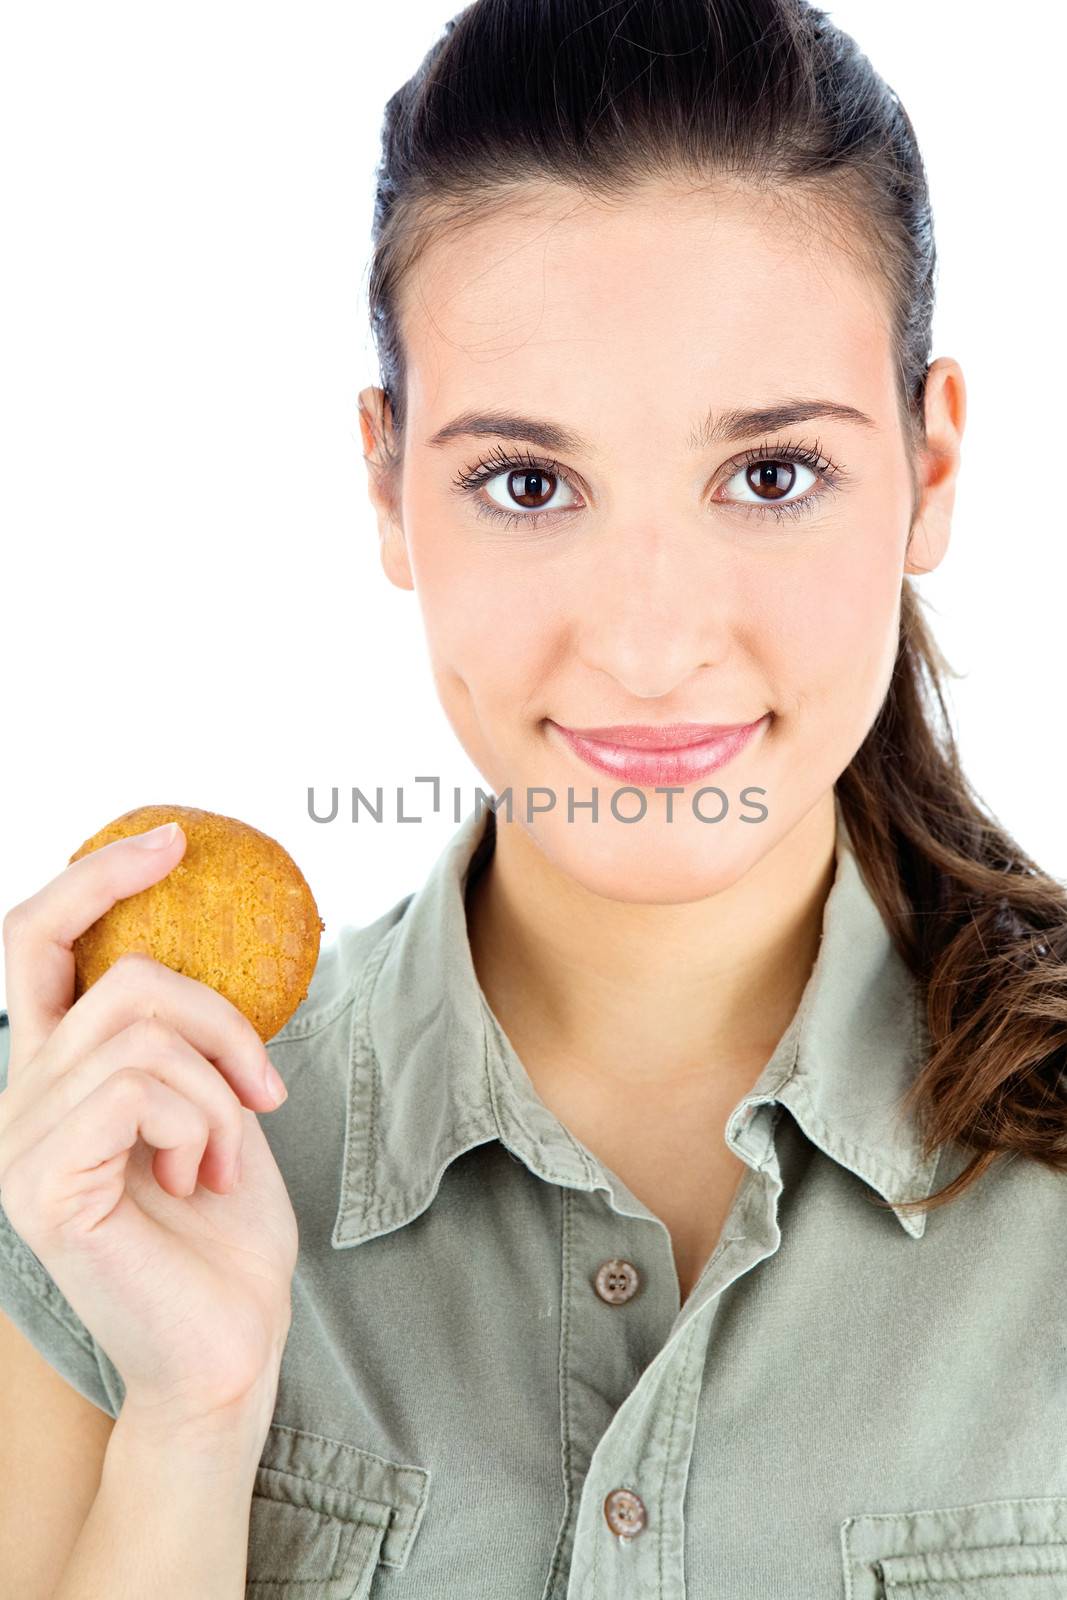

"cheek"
[745,523,903,710]
[408,531,562,712]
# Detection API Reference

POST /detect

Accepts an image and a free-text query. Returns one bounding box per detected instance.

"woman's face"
[365,179,961,901]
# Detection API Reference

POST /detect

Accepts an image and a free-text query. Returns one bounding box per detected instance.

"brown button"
[594,1258,641,1304]
[603,1486,647,1540]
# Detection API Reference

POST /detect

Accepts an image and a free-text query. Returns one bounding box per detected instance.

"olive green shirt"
[2,797,1066,1599]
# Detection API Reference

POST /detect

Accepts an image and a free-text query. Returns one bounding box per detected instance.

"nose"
[572,519,732,699]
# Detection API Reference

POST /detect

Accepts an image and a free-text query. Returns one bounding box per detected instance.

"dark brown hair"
[362,0,1067,1217]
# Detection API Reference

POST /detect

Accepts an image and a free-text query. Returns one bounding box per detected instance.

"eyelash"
[450,437,847,531]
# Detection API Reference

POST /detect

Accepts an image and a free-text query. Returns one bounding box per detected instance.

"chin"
[524,809,772,906]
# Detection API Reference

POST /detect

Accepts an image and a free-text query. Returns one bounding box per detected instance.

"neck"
[465,796,838,1100]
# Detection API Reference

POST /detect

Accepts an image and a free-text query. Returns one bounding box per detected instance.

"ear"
[358,385,414,592]
[903,356,967,577]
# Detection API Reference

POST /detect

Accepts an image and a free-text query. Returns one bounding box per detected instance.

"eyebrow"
[424,397,878,455]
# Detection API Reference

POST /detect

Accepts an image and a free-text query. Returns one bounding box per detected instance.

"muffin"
[69,804,325,1042]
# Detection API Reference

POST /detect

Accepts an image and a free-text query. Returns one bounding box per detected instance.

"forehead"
[399,180,897,447]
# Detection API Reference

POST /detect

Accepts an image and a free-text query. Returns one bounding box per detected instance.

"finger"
[2,821,187,1073]
[1,1067,210,1246]
[21,951,282,1117]
[0,1017,245,1198]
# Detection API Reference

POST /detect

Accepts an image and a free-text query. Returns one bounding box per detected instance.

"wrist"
[112,1370,280,1484]
[66,1388,275,1599]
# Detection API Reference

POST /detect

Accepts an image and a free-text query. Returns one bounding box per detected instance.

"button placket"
[550,1190,678,1599]
[566,1313,710,1600]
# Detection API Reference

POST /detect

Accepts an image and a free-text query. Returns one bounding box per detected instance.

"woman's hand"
[0,821,300,1440]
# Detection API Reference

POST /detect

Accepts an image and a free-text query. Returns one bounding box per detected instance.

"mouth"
[544,714,770,786]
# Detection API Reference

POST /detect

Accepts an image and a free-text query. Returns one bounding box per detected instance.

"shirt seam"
[544,1184,576,1599]
[341,918,404,1234]
[481,998,599,1186]
[657,1318,697,1597]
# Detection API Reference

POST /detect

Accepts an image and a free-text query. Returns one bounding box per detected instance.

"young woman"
[2,2,1066,1596]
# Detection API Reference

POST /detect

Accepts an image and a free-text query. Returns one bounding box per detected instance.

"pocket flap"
[879,1537,1067,1595]
[247,1421,431,1596]
[841,1495,1067,1599]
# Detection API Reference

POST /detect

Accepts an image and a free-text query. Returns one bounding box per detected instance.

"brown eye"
[478,462,579,521]
[723,455,818,511]
[455,449,582,529]
[505,468,557,510]
[745,461,797,501]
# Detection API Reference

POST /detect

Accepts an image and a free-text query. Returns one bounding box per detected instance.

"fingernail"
[134,821,179,849]
[263,1060,288,1106]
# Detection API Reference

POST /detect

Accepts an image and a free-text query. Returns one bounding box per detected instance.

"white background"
[1,2,1062,1010]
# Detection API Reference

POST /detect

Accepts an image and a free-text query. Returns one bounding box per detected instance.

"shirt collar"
[332,797,941,1250]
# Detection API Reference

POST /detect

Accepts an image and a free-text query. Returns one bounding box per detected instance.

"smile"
[544,715,770,787]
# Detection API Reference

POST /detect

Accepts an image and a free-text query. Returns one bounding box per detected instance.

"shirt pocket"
[245,1421,431,1599]
[841,1495,1067,1600]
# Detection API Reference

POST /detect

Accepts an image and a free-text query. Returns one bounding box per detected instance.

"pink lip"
[546,714,769,786]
